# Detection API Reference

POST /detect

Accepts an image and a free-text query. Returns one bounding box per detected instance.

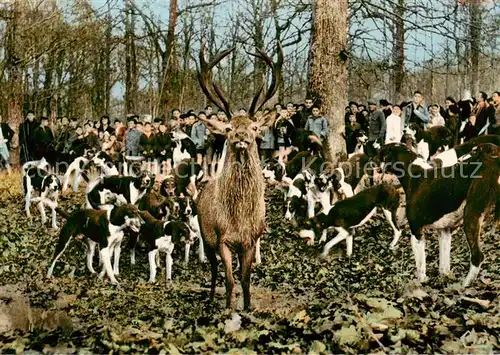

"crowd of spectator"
[0,88,498,176]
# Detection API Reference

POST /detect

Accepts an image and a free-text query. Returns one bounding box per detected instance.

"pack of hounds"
[23,147,205,285]
[22,128,499,293]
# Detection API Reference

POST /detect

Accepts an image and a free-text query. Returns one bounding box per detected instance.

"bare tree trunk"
[5,0,24,167]
[307,0,348,165]
[124,0,138,113]
[43,54,55,116]
[252,2,266,97]
[468,3,481,95]
[55,49,65,116]
[159,0,178,116]
[32,58,40,115]
[392,0,405,103]
[104,2,112,114]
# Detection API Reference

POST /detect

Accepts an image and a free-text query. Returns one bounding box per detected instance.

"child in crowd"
[275,108,295,163]
[191,112,209,175]
[305,106,328,141]
[125,115,141,156]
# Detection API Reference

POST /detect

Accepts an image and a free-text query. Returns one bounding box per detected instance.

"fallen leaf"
[224,313,242,334]
[335,325,361,346]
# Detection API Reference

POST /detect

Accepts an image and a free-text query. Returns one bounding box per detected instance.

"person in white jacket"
[385,105,403,145]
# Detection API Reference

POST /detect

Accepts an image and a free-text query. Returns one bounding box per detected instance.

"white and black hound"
[23,165,62,229]
[127,211,196,283]
[91,151,120,176]
[22,157,50,176]
[298,183,402,258]
[86,172,154,209]
[379,143,499,287]
[263,151,324,185]
[62,148,97,192]
[47,204,144,284]
[285,169,331,220]
[171,130,197,168]
[348,130,368,159]
[177,196,206,264]
[432,134,500,168]
[173,159,204,200]
[405,124,453,161]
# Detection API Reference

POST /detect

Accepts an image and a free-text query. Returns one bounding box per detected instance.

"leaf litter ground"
[0,171,498,353]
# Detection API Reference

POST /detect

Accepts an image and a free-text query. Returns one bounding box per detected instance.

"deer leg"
[241,245,256,311]
[219,243,236,309]
[206,245,218,303]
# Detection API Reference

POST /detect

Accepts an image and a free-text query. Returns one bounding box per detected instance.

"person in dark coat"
[32,116,54,161]
[19,110,38,164]
[139,121,156,156]
[155,120,172,175]
[366,101,386,156]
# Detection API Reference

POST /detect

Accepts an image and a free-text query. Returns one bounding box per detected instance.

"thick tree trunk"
[468,4,481,95]
[392,0,405,103]
[307,0,348,165]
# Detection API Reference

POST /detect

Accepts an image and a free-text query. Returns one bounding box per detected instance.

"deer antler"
[198,41,234,119]
[247,41,284,118]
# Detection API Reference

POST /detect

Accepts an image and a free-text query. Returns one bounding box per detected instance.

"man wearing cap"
[403,91,429,131]
[366,101,386,156]
[125,115,141,156]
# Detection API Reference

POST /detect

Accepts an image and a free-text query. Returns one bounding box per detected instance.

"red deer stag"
[196,41,283,310]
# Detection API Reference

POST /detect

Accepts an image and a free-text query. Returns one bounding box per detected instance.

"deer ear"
[199,117,232,136]
[257,110,277,129]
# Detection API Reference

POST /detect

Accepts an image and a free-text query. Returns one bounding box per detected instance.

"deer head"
[197,41,283,156]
